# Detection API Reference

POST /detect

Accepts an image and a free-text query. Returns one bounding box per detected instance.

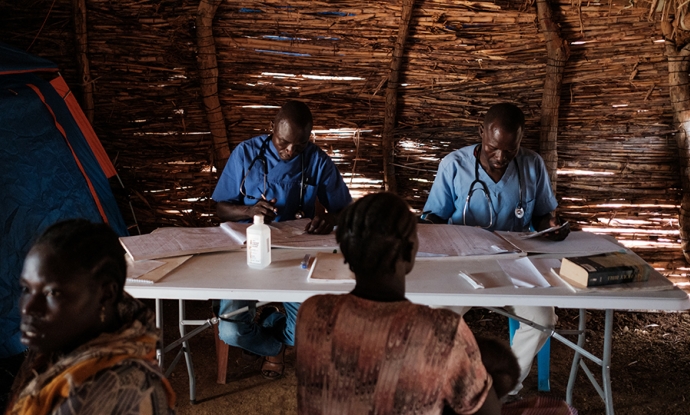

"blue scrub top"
[212,135,352,222]
[423,145,557,232]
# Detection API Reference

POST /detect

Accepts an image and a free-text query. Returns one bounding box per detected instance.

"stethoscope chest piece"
[515,206,525,219]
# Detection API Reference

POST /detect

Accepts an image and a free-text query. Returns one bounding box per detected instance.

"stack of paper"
[416,224,520,258]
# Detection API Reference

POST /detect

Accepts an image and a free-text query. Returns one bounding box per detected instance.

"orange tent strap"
[49,76,117,178]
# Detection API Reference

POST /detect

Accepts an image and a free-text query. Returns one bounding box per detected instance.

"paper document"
[307,252,355,283]
[495,230,625,255]
[497,257,551,288]
[458,271,484,289]
[126,255,192,284]
[221,219,339,249]
[120,226,245,261]
[417,224,520,257]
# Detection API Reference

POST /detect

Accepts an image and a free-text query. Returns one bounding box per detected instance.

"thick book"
[558,252,650,288]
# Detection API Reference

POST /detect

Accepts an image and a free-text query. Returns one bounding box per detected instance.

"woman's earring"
[100,306,106,323]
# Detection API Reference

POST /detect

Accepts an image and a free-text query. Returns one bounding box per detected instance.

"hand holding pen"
[249,197,278,222]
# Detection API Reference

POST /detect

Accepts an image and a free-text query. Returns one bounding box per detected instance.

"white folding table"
[126,248,690,414]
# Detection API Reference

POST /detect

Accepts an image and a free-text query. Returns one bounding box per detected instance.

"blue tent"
[0,43,127,358]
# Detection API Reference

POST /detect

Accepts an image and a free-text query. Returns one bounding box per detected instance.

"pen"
[301,254,310,269]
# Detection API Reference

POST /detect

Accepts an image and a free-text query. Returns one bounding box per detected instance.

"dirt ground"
[157,299,690,415]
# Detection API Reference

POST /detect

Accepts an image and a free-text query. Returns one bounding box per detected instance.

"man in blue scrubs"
[212,101,352,378]
[422,103,569,397]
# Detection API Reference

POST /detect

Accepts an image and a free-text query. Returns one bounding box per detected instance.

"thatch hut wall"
[1,0,687,285]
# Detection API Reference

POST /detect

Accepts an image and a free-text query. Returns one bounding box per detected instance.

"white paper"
[458,271,484,289]
[221,219,339,249]
[417,224,519,257]
[498,257,551,288]
[120,226,245,261]
[126,258,166,280]
[495,231,625,255]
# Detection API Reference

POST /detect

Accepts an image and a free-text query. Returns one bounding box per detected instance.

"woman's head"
[19,219,126,354]
[336,192,417,278]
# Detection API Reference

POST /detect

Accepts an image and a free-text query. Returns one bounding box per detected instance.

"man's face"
[478,121,522,178]
[19,246,103,355]
[272,119,310,161]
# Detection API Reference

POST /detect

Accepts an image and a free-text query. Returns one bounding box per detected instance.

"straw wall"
[0,0,687,283]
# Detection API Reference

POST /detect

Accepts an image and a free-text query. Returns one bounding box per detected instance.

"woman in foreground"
[295,192,502,415]
[7,219,175,415]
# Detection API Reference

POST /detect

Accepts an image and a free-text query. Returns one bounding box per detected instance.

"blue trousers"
[217,300,298,357]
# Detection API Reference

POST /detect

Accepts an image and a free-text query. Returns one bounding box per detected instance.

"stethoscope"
[239,135,306,219]
[463,144,524,229]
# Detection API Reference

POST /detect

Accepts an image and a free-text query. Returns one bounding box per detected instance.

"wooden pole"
[535,0,569,193]
[663,23,690,262]
[197,0,230,172]
[72,0,94,124]
[382,0,415,193]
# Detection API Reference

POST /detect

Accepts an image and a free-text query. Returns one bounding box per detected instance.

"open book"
[494,231,625,256]
[120,219,339,262]
[416,224,521,258]
[120,226,245,261]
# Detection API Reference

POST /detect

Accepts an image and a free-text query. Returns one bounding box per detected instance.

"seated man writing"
[421,103,569,398]
[295,192,503,415]
[212,100,352,379]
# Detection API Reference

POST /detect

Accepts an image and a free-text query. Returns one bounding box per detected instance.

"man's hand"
[216,199,277,222]
[249,198,278,223]
[304,213,336,234]
[534,213,570,241]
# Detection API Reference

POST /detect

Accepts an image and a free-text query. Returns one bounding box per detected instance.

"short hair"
[336,192,416,276]
[483,103,525,133]
[33,219,126,300]
[274,100,313,139]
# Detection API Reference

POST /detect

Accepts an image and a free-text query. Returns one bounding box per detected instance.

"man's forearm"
[216,201,253,222]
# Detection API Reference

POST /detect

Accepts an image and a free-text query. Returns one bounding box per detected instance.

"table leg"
[602,309,614,415]
[566,308,586,404]
[179,299,197,404]
[155,298,164,368]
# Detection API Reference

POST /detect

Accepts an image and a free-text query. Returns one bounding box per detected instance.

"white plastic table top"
[125,249,690,311]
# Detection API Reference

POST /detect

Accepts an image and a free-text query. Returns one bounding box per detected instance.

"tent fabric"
[0,42,57,75]
[0,44,127,358]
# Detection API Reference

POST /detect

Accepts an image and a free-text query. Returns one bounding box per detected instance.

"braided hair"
[33,219,127,300]
[336,192,416,276]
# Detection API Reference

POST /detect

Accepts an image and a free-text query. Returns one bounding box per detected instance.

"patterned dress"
[295,294,492,415]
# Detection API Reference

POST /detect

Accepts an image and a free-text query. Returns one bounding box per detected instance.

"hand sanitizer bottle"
[246,214,271,269]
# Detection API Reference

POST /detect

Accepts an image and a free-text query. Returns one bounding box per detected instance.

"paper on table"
[458,269,513,289]
[495,231,625,255]
[221,219,338,249]
[120,226,244,261]
[417,224,520,257]
[498,257,552,288]
[529,257,572,289]
[126,255,192,284]
[307,252,355,283]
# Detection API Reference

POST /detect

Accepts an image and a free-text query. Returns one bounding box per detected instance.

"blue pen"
[301,254,311,269]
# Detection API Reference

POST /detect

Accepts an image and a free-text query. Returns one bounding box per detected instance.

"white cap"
[253,215,264,224]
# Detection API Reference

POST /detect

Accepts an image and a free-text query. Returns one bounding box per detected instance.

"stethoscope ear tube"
[464,144,524,228]
[240,135,307,219]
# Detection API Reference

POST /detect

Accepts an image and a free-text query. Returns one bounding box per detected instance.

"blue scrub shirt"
[423,145,557,232]
[212,135,352,221]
